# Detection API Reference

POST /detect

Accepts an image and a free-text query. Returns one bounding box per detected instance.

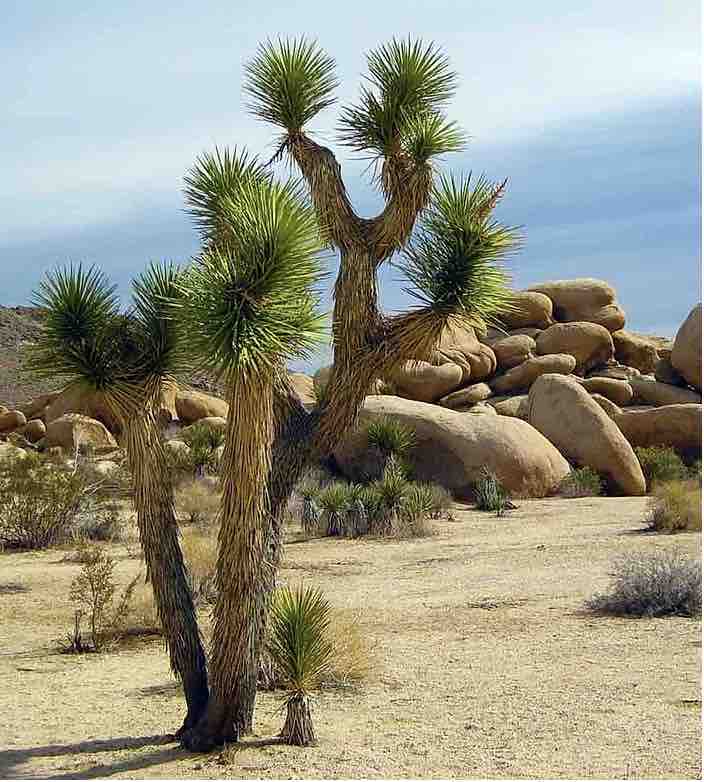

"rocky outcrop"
[490,395,529,420]
[175,388,229,424]
[490,334,536,370]
[535,322,614,373]
[18,391,61,421]
[391,360,463,403]
[45,385,121,434]
[335,396,570,497]
[526,374,645,495]
[45,414,117,452]
[498,291,554,329]
[671,304,701,391]
[432,322,497,382]
[490,354,576,394]
[0,410,26,434]
[612,331,659,374]
[18,419,46,443]
[578,376,634,406]
[528,278,624,331]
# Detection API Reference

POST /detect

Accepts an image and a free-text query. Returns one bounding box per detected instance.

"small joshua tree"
[267,585,334,746]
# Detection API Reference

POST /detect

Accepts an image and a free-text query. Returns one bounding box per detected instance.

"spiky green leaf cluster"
[178,166,328,379]
[338,38,462,164]
[27,262,185,396]
[397,174,519,327]
[366,416,416,458]
[243,38,338,132]
[267,585,334,695]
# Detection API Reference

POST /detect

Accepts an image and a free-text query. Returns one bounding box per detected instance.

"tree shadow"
[0,734,181,779]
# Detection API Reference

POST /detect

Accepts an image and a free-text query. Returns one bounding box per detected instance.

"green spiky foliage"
[267,585,334,745]
[366,416,416,459]
[27,261,210,737]
[397,174,518,327]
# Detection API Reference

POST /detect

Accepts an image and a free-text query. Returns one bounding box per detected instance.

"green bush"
[559,467,603,498]
[317,482,352,537]
[180,421,225,477]
[474,469,509,515]
[587,550,701,618]
[0,453,88,549]
[366,417,416,459]
[646,479,701,533]
[635,446,688,491]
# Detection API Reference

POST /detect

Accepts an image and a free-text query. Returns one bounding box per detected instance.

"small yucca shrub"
[317,482,352,537]
[180,421,225,477]
[474,469,510,515]
[635,446,689,491]
[559,467,603,498]
[267,585,334,746]
[366,417,416,458]
[587,550,701,617]
[646,479,702,533]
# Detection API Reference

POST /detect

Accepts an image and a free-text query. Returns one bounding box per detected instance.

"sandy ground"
[0,497,700,779]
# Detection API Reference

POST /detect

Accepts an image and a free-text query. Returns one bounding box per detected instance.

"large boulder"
[535,322,614,373]
[18,391,61,421]
[498,291,554,329]
[588,363,641,381]
[46,385,121,434]
[490,395,529,420]
[18,419,46,443]
[491,334,536,370]
[526,374,646,495]
[629,377,701,407]
[612,331,659,374]
[45,414,117,452]
[175,388,229,424]
[0,410,26,434]
[671,304,701,391]
[439,382,493,410]
[334,395,570,497]
[593,397,702,454]
[490,354,576,395]
[528,278,620,327]
[390,360,463,403]
[431,322,497,382]
[654,354,686,386]
[578,376,634,406]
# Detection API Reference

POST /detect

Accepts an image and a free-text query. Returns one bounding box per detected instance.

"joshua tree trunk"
[182,371,275,751]
[122,411,209,735]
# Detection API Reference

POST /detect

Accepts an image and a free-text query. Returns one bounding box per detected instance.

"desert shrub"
[317,482,352,536]
[180,421,225,477]
[0,453,88,549]
[646,479,702,533]
[181,528,217,606]
[175,479,220,525]
[635,446,689,491]
[474,469,510,515]
[587,550,701,617]
[68,542,116,651]
[559,466,603,498]
[74,501,125,542]
[424,482,453,518]
[366,417,416,459]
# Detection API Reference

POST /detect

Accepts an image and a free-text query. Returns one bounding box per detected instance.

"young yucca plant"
[267,585,334,746]
[474,469,511,515]
[366,417,416,459]
[317,482,351,536]
[181,421,225,478]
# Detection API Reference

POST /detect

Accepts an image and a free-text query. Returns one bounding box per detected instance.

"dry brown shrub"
[647,479,701,533]
[175,479,220,525]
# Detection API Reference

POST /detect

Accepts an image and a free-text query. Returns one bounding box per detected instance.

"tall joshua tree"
[179,37,519,750]
[176,172,327,749]
[29,264,209,735]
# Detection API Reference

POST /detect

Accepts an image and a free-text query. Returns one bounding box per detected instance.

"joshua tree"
[175,171,327,748]
[29,264,209,734]
[177,36,518,750]
[267,585,334,746]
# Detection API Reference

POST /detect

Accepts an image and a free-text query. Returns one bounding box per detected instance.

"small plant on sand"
[317,482,351,536]
[645,479,701,533]
[635,446,689,491]
[474,469,512,515]
[181,421,225,478]
[68,542,117,651]
[587,550,701,618]
[181,528,218,606]
[267,585,334,746]
[175,480,220,525]
[0,453,87,549]
[559,466,603,498]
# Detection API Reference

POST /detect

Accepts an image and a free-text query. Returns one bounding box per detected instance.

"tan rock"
[0,405,8,416]
[526,374,645,495]
[578,377,633,406]
[491,395,530,420]
[288,372,316,410]
[175,388,229,424]
[18,419,46,443]
[490,354,577,395]
[46,385,121,434]
[499,291,554,329]
[334,395,570,497]
[535,322,614,373]
[181,416,228,437]
[528,278,616,321]
[671,304,701,390]
[612,330,659,374]
[432,321,496,382]
[45,414,117,453]
[509,327,543,340]
[18,391,61,421]
[440,382,493,410]
[629,376,701,407]
[588,363,641,381]
[585,304,626,332]
[654,355,685,386]
[492,335,536,370]
[391,360,463,403]
[466,403,497,415]
[0,410,26,434]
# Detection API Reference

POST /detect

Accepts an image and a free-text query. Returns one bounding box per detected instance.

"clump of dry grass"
[175,479,220,525]
[181,527,217,606]
[587,550,701,618]
[646,479,701,533]
[559,467,603,498]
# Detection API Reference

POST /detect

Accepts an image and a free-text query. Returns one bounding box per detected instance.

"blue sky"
[1,1,700,369]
